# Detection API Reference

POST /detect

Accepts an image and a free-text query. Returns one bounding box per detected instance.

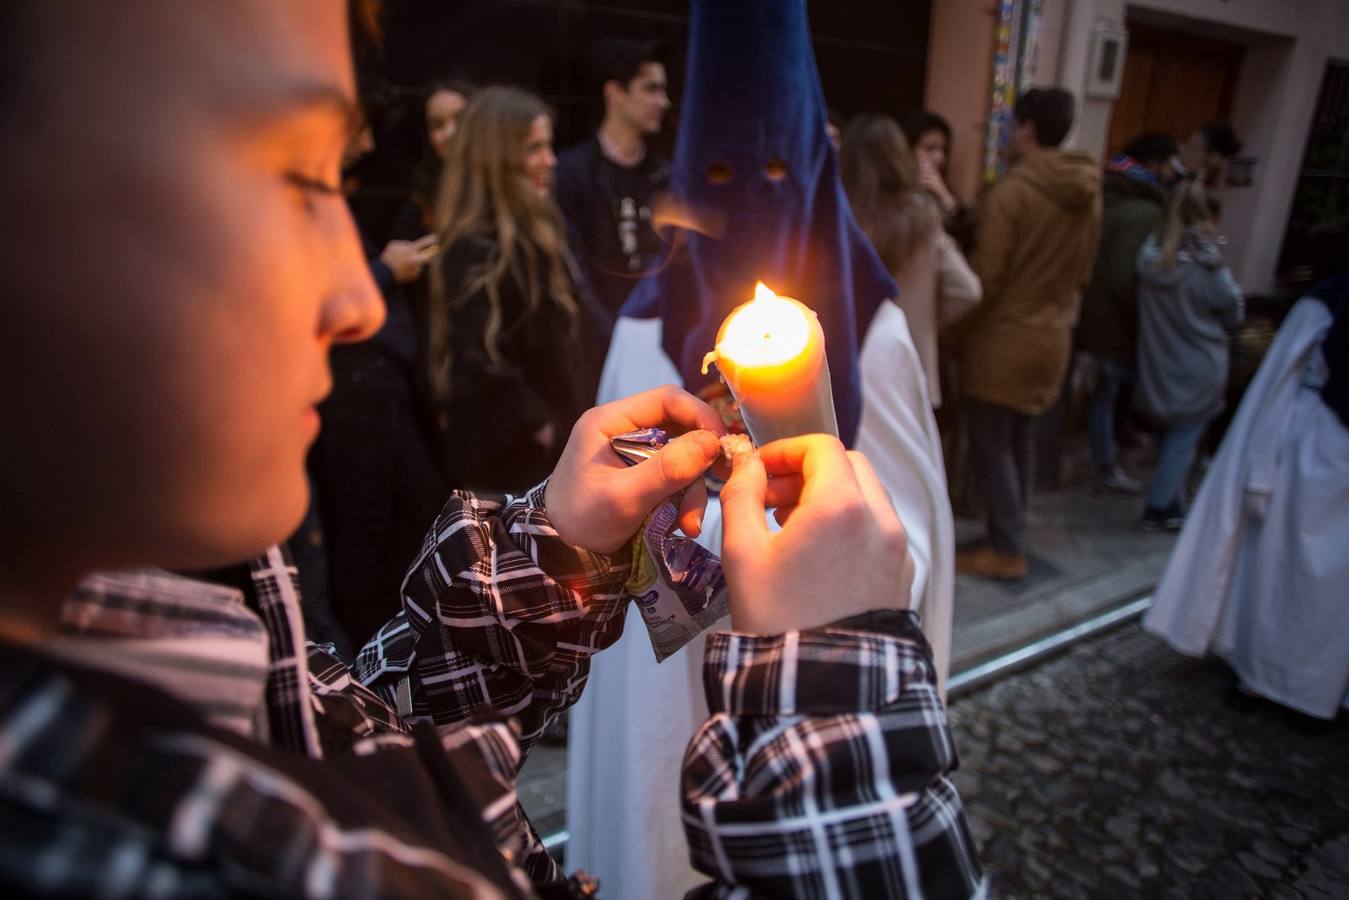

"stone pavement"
[953,622,1349,899]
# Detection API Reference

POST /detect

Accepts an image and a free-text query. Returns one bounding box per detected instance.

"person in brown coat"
[954,88,1102,579]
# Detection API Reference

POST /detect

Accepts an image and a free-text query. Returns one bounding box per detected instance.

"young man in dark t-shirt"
[555,39,672,373]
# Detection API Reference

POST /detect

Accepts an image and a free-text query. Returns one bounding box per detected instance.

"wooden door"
[1106,23,1244,156]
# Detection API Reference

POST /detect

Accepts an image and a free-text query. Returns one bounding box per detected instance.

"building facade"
[928,0,1349,294]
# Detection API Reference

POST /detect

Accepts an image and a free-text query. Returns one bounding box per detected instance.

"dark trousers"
[965,397,1036,556]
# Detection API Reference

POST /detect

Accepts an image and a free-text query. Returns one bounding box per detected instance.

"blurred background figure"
[427,80,472,160]
[395,78,477,239]
[1135,180,1245,530]
[841,112,981,408]
[903,108,977,251]
[307,100,447,654]
[1078,131,1180,495]
[899,106,979,505]
[387,79,478,501]
[953,88,1102,581]
[1145,224,1348,724]
[430,86,591,493]
[555,38,672,386]
[1177,120,1243,187]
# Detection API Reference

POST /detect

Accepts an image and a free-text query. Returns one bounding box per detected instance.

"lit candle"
[701,282,838,444]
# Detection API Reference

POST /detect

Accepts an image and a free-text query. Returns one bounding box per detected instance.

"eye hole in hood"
[764,158,789,182]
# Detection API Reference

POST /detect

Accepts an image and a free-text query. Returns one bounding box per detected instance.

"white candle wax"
[702,282,838,445]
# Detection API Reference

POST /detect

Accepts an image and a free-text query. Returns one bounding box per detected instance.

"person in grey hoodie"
[1135,180,1244,529]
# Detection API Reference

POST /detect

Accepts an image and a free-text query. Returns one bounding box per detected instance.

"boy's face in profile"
[1,1,383,578]
[612,62,670,136]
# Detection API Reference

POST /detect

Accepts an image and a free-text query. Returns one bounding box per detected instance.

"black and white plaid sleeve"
[683,610,986,899]
[355,482,631,756]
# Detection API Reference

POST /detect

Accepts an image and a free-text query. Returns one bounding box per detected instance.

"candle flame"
[717,281,812,368]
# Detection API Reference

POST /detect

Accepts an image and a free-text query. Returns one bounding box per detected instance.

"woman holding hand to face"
[902,108,977,252]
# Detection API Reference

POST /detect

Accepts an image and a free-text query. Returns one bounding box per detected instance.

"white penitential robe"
[565,301,954,899]
[1144,298,1349,720]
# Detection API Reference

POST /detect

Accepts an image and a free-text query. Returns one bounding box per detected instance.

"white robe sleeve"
[854,301,956,688]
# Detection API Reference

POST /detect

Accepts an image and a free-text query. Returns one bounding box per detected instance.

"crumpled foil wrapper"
[611,428,730,661]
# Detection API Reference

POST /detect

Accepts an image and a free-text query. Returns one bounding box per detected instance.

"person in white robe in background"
[1144,272,1349,721]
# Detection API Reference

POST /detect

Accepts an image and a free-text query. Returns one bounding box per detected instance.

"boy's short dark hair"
[900,109,952,147]
[1123,132,1179,166]
[590,38,668,95]
[1199,121,1243,160]
[1013,88,1075,148]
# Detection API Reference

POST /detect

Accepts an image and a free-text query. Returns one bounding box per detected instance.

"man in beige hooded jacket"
[955,88,1102,579]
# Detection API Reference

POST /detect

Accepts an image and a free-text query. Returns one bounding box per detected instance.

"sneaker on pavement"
[1096,465,1142,494]
[955,545,1029,580]
[1140,504,1185,532]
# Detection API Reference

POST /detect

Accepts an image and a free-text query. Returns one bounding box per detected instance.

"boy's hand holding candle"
[720,435,916,634]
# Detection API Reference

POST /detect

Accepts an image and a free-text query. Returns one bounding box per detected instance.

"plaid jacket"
[0,485,982,898]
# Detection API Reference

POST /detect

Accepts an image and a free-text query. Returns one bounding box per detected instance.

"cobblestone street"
[951,623,1349,899]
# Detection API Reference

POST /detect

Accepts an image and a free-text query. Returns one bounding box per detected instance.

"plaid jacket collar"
[52,545,323,756]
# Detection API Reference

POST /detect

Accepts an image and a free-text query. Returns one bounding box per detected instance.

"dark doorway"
[1106,22,1244,157]
[1276,60,1349,280]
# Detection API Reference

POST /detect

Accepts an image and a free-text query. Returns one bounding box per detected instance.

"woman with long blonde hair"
[840,113,980,407]
[1135,178,1244,529]
[430,86,591,491]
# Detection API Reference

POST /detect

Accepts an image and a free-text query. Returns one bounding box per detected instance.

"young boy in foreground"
[0,2,982,896]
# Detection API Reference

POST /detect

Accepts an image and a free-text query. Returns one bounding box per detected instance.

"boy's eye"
[285,172,342,195]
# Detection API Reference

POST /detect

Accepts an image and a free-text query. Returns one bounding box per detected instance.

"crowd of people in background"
[296,35,1264,659]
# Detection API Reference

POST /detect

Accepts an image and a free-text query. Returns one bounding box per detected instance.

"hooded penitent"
[622,0,896,446]
[1144,271,1349,721]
